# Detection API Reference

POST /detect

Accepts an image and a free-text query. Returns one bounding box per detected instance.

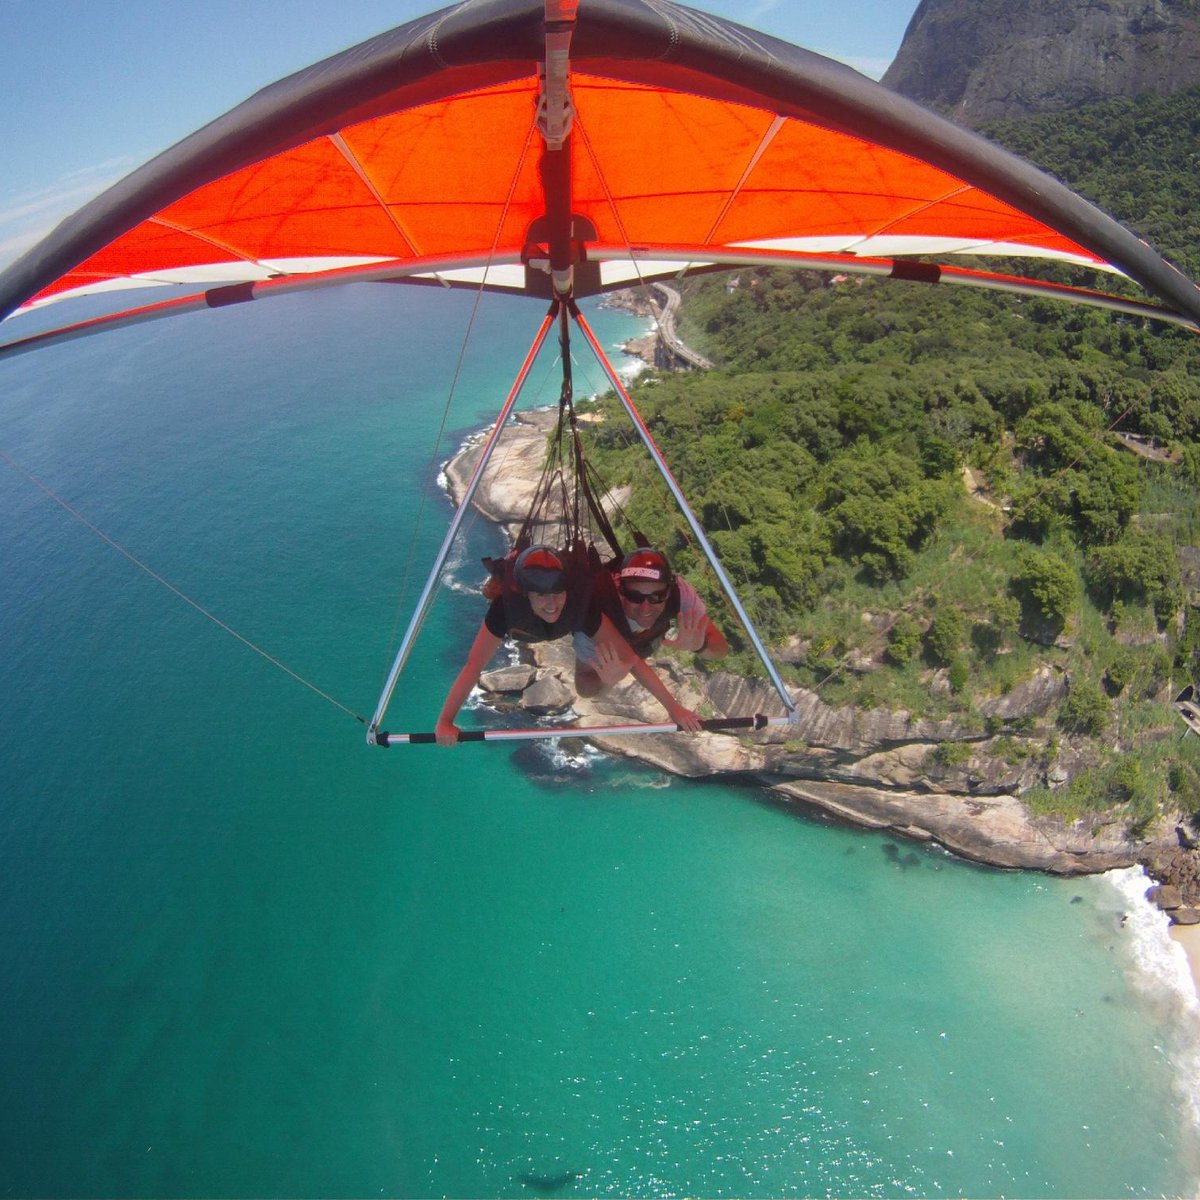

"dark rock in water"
[882,841,923,869]
[509,742,590,786]
[519,1171,578,1194]
[1147,883,1184,910]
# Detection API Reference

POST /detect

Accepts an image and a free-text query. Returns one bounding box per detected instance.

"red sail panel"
[22,73,1103,310]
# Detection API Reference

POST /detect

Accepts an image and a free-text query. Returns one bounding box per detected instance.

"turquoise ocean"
[3,282,1200,1198]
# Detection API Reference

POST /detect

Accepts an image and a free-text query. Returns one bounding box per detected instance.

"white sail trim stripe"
[14,235,1135,325]
[17,257,400,312]
[734,234,1117,271]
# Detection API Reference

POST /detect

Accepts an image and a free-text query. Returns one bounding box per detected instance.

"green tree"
[926,607,965,667]
[1087,531,1182,618]
[1058,680,1109,735]
[1011,546,1079,629]
[886,614,923,665]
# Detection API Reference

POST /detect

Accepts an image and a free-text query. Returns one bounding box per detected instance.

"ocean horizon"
[2,282,1200,1197]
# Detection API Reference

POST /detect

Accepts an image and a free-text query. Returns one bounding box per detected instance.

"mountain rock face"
[882,0,1200,125]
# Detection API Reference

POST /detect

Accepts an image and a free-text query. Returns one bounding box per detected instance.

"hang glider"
[4,0,1200,744]
[366,291,802,744]
[3,0,1200,360]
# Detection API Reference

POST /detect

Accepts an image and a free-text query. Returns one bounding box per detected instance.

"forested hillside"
[985,89,1200,279]
[584,87,1200,825]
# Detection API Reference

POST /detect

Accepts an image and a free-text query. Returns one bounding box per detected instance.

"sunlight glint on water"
[0,284,1196,1197]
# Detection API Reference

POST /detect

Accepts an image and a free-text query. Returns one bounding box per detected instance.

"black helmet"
[618,547,673,587]
[514,545,568,594]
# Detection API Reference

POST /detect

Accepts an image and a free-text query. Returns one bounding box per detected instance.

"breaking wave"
[1105,865,1200,1166]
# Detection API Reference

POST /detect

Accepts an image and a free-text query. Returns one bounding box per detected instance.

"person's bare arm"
[627,656,703,731]
[580,617,703,730]
[435,622,503,746]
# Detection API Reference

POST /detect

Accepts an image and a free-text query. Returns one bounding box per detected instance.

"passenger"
[435,544,702,745]
[574,547,729,698]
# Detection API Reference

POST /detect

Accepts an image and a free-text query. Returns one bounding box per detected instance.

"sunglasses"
[619,583,669,605]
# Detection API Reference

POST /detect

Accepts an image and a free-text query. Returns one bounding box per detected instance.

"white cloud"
[0,225,48,266]
[0,156,139,271]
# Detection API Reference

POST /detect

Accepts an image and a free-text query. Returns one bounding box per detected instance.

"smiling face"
[527,589,567,623]
[618,580,669,624]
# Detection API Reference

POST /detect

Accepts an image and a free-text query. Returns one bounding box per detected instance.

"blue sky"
[0,1,917,270]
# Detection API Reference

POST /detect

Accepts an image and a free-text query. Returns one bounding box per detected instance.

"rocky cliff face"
[527,636,1177,876]
[882,0,1200,125]
[443,413,1190,880]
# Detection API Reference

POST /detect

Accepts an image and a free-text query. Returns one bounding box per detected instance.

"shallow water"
[1,285,1197,1197]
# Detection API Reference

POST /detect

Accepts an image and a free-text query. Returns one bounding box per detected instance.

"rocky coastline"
[599,284,713,371]
[442,389,1199,918]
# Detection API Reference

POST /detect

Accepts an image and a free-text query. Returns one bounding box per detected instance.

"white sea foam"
[436,421,501,495]
[628,774,673,789]
[1104,865,1200,1147]
[1106,866,1198,1011]
[438,530,482,595]
[615,352,649,384]
[540,736,600,772]
[579,360,643,400]
[611,318,654,383]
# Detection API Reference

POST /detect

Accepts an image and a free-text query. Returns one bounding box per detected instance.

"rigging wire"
[569,116,775,674]
[573,116,670,348]
[0,445,368,725]
[378,111,543,685]
[572,114,961,709]
[507,306,642,563]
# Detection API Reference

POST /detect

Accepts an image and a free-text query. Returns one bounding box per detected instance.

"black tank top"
[483,562,598,643]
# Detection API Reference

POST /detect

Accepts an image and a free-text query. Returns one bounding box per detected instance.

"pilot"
[574,547,728,697]
[436,545,703,744]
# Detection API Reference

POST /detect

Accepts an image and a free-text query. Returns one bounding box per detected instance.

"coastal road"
[651,283,714,370]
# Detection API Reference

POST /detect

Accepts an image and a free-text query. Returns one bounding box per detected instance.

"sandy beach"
[1171,923,1200,997]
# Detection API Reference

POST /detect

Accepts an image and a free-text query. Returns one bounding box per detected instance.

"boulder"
[1147,884,1184,910]
[1045,765,1071,788]
[521,672,575,715]
[1142,847,1200,906]
[479,664,536,693]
